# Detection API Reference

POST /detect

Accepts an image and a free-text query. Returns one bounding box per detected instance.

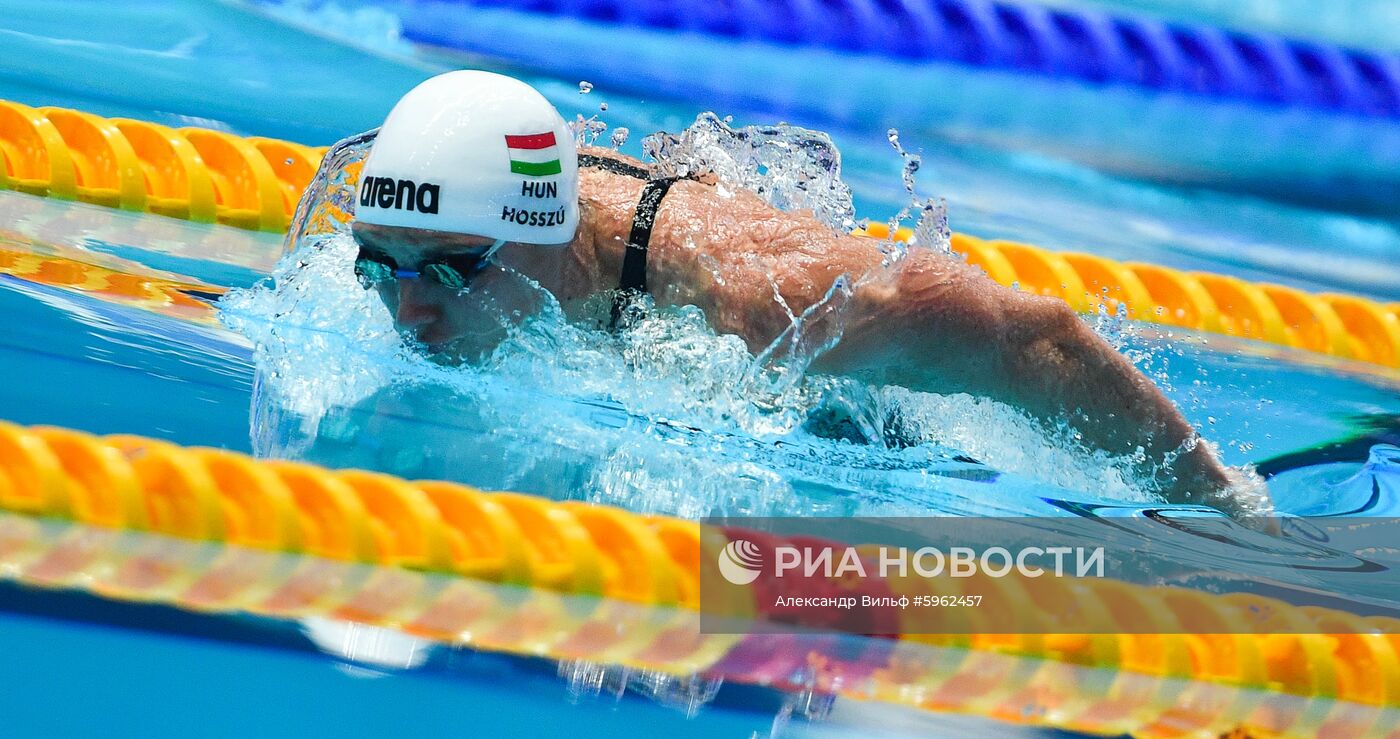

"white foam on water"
[223,114,1185,522]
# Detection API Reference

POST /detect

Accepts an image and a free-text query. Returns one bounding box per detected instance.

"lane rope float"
[0,419,1396,733]
[0,98,1395,370]
[8,508,1392,738]
[379,0,1400,118]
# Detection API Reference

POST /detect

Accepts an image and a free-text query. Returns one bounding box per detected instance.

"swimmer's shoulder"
[577,147,718,188]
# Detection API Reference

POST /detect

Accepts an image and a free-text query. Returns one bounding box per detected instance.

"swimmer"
[349,71,1263,517]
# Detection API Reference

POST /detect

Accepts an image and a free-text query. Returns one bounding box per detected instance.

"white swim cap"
[356,70,579,245]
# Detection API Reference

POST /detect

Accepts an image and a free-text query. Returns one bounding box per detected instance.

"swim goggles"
[353,239,506,290]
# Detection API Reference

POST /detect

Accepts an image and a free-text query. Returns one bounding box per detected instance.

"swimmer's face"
[350,222,509,357]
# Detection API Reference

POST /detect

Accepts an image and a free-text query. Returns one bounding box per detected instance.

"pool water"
[4,192,1399,736]
[0,589,774,739]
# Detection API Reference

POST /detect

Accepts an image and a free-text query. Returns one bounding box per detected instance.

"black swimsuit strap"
[611,176,683,327]
[580,153,699,328]
[618,177,680,294]
[578,153,650,180]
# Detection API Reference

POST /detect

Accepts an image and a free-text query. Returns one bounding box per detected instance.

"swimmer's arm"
[644,199,1240,510]
[580,160,1247,514]
[810,247,1245,513]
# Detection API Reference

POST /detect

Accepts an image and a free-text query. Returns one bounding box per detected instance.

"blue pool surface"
[0,588,774,738]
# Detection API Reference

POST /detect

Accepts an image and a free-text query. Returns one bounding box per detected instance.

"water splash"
[1093,298,1132,350]
[226,227,1160,517]
[768,688,838,736]
[745,274,856,427]
[639,114,916,412]
[223,114,1186,523]
[881,386,1157,502]
[887,128,920,196]
[284,128,375,250]
[559,661,722,718]
[879,129,952,255]
[570,113,609,147]
[643,113,857,232]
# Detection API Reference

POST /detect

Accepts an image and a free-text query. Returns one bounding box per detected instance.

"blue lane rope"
[392,0,1400,118]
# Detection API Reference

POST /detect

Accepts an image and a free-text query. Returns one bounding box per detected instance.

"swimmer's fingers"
[1209,466,1280,534]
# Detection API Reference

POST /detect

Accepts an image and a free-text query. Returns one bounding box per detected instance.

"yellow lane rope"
[6,511,1386,738]
[867,224,1400,370]
[1,100,1397,368]
[0,511,735,675]
[0,419,1396,735]
[0,101,324,231]
[0,246,219,324]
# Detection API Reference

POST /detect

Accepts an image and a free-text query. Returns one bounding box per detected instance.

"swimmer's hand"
[1179,455,1279,533]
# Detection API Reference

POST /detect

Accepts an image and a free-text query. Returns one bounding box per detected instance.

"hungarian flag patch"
[505,132,562,177]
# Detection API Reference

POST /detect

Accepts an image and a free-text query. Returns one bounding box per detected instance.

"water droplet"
[570,113,608,146]
[578,80,593,94]
[599,101,608,111]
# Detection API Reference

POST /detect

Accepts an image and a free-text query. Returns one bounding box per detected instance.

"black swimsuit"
[578,153,693,326]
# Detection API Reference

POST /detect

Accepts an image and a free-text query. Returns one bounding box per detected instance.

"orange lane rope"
[2,100,1396,369]
[0,420,1395,736]
[9,510,1387,738]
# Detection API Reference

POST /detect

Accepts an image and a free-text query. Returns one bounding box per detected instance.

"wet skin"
[350,147,1256,515]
